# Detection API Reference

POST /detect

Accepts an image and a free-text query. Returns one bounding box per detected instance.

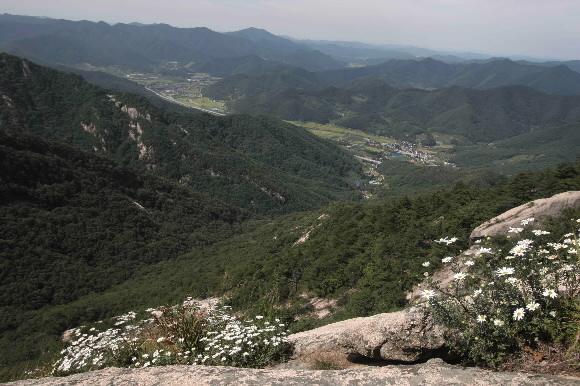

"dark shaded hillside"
[189,55,291,77]
[0,14,341,72]
[0,53,363,214]
[214,78,580,142]
[58,66,157,98]
[0,129,244,371]
[207,66,324,99]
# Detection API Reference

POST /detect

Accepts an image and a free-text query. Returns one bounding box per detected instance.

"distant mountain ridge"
[0,14,343,72]
[3,13,580,93]
[212,58,580,95]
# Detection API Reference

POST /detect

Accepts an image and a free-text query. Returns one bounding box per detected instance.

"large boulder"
[470,191,580,240]
[287,308,445,362]
[9,359,579,385]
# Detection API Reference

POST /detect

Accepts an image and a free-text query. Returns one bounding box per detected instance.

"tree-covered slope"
[0,129,246,374]
[118,162,580,317]
[212,78,580,142]
[4,160,578,381]
[0,53,363,214]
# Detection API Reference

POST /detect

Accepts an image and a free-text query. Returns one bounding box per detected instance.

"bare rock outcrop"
[10,359,579,385]
[287,308,445,362]
[470,191,580,240]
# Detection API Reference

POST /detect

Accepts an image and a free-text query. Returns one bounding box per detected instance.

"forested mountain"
[0,53,363,214]
[209,77,580,142]
[0,128,245,377]
[207,57,580,102]
[0,14,341,72]
[0,128,243,335]
[227,28,344,71]
[189,55,292,77]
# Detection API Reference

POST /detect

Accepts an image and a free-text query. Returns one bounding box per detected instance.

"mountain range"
[0,14,342,72]
[208,76,580,142]
[0,53,363,215]
[1,12,580,382]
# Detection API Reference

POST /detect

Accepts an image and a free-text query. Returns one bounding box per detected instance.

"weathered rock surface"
[287,308,445,362]
[9,359,579,385]
[470,191,580,240]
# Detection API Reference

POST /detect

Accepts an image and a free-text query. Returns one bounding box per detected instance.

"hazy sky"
[3,0,580,60]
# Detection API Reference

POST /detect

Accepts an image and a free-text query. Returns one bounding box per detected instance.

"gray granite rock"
[470,191,580,240]
[287,308,445,362]
[8,359,579,385]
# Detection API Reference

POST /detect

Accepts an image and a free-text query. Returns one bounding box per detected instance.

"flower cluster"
[198,309,288,367]
[53,311,143,374]
[421,217,580,366]
[52,300,290,375]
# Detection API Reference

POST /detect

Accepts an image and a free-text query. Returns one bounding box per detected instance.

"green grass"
[290,121,396,144]
[173,95,226,111]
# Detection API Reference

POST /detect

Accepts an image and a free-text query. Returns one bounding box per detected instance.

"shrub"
[421,218,580,367]
[52,299,290,375]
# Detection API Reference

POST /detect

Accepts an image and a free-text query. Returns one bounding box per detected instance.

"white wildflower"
[513,308,525,321]
[435,237,459,245]
[505,277,518,285]
[526,302,540,311]
[531,230,550,236]
[520,218,535,226]
[495,267,515,276]
[476,315,487,323]
[542,289,558,299]
[510,239,533,256]
[421,289,436,300]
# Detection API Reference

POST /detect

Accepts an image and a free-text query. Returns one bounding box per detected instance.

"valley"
[0,10,579,384]
[125,71,227,115]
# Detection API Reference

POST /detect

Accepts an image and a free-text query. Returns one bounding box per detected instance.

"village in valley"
[125,70,227,115]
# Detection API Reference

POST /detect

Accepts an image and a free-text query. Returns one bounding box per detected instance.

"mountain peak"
[230,27,285,42]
